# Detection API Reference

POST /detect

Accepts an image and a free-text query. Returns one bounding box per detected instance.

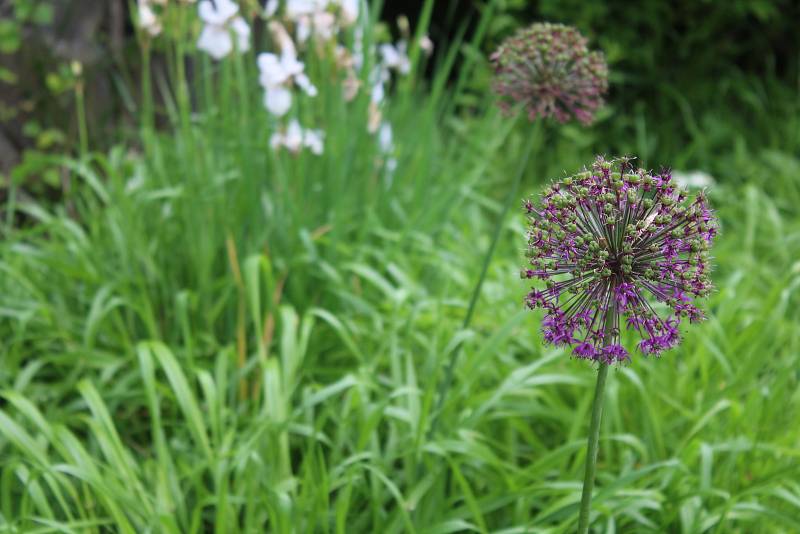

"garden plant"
[0,0,798,532]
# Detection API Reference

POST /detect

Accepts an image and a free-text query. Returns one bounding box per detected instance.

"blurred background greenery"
[0,0,798,532]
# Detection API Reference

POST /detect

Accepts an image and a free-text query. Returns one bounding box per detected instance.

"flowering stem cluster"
[524,156,717,363]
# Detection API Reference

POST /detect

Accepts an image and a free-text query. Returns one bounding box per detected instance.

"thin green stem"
[75,80,89,159]
[427,121,540,439]
[141,40,154,137]
[577,362,608,533]
[577,313,615,533]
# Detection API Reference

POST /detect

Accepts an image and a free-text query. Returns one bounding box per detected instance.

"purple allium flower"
[491,22,608,125]
[522,156,717,363]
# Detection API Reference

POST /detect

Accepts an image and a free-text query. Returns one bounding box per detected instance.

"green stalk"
[427,120,540,439]
[74,74,89,159]
[577,312,615,532]
[577,362,609,532]
[141,39,154,137]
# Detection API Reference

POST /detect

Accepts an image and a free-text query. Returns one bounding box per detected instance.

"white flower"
[296,10,337,43]
[264,85,293,116]
[258,52,302,86]
[419,35,434,56]
[138,1,162,37]
[199,0,238,24]
[369,65,390,104]
[376,121,396,182]
[673,170,715,189]
[257,49,317,116]
[386,157,397,174]
[378,122,393,153]
[286,0,329,18]
[304,128,325,155]
[197,0,251,60]
[337,0,359,25]
[379,41,410,75]
[264,0,279,17]
[270,119,325,155]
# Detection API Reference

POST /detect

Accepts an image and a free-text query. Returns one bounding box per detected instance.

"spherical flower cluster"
[523,156,717,363]
[491,22,608,124]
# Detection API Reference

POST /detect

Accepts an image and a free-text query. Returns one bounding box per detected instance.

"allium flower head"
[523,156,717,364]
[491,22,608,124]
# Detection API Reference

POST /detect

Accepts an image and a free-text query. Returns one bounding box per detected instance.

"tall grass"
[1,1,799,532]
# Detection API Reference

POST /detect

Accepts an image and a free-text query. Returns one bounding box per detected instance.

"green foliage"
[0,1,798,532]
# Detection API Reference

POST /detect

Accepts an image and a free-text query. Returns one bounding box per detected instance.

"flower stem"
[577,361,610,533]
[427,120,539,439]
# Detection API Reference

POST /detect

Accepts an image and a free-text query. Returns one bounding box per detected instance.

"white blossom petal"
[295,73,318,96]
[231,17,251,53]
[284,119,305,151]
[286,0,327,18]
[264,0,279,17]
[199,0,238,25]
[380,42,410,74]
[419,35,434,55]
[271,119,324,155]
[269,131,283,150]
[338,0,358,25]
[312,12,337,41]
[378,122,393,153]
[197,25,233,60]
[279,52,305,77]
[258,53,289,86]
[673,170,715,189]
[264,86,293,116]
[138,2,162,36]
[304,129,324,155]
[370,67,389,103]
[296,17,312,43]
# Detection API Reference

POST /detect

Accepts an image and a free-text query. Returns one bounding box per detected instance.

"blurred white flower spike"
[138,0,162,37]
[264,0,279,17]
[270,119,324,155]
[337,0,359,26]
[673,170,716,189]
[197,0,251,60]
[419,35,434,55]
[296,11,337,43]
[380,41,410,75]
[257,49,317,116]
[286,0,328,18]
[378,122,393,153]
